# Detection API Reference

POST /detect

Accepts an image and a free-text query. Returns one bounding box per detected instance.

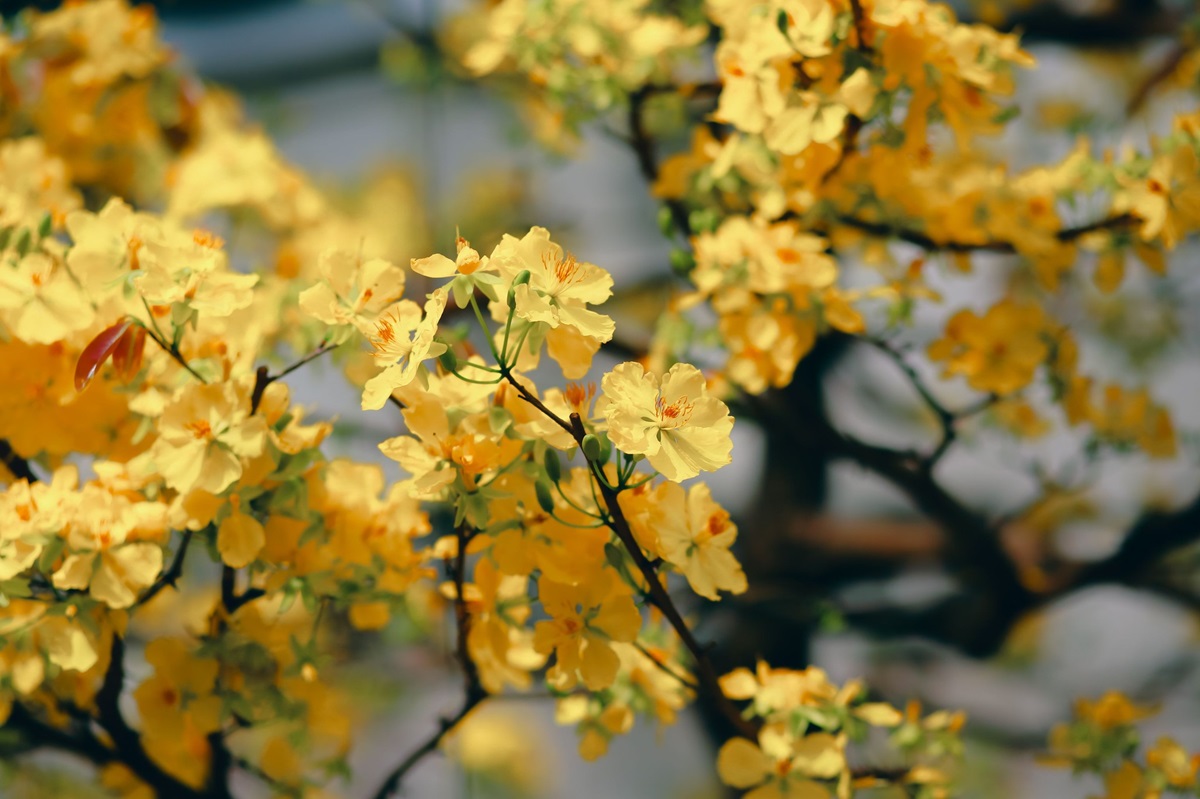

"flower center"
[656,394,694,426]
[185,419,213,440]
[192,229,224,250]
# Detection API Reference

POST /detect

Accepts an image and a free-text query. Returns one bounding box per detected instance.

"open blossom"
[646,481,747,600]
[490,226,615,344]
[148,380,268,495]
[533,570,641,692]
[717,724,846,799]
[298,248,406,327]
[599,362,733,482]
[357,289,448,411]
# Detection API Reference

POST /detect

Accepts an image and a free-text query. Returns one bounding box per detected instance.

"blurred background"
[5,1,1199,797]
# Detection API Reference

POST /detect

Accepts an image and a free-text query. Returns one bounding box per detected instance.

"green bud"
[596,434,612,464]
[507,270,531,309]
[687,208,720,233]
[581,433,602,462]
[37,212,52,240]
[776,8,790,36]
[14,229,31,258]
[534,479,556,514]
[604,542,625,572]
[437,346,458,373]
[657,205,675,238]
[543,448,562,483]
[0,227,10,251]
[669,249,695,276]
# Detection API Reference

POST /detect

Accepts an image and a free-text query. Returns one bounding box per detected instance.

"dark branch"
[134,529,194,608]
[0,438,38,482]
[830,213,1137,255]
[370,524,488,799]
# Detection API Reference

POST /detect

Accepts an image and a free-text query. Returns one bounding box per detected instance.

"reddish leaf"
[111,325,147,382]
[75,318,134,392]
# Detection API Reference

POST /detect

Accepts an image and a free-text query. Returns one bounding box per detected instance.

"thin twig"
[370,523,487,799]
[830,212,1137,255]
[133,529,194,608]
[1127,40,1192,115]
[629,86,692,241]
[250,342,339,414]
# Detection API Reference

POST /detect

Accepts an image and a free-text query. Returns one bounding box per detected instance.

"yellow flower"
[1115,141,1200,250]
[0,251,95,345]
[927,300,1048,395]
[357,289,448,411]
[717,724,845,799]
[149,380,269,495]
[533,570,641,691]
[65,197,162,301]
[412,233,503,308]
[599,362,734,482]
[134,227,258,318]
[0,137,80,231]
[298,247,406,327]
[216,495,265,568]
[1147,737,1199,789]
[647,481,747,600]
[1074,690,1158,731]
[490,226,615,345]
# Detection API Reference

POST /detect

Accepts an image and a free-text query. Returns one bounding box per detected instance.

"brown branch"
[0,438,38,483]
[993,2,1181,46]
[1069,490,1200,590]
[830,212,1137,255]
[505,363,757,738]
[866,338,996,467]
[219,565,266,615]
[846,0,872,51]
[629,86,693,241]
[6,702,115,767]
[250,342,338,414]
[740,385,1032,657]
[368,695,482,799]
[1127,41,1192,116]
[93,635,214,799]
[133,529,194,608]
[370,523,487,799]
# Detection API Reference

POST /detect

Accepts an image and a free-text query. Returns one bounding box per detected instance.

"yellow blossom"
[599,362,734,482]
[357,290,448,411]
[533,570,641,691]
[717,724,845,799]
[148,380,269,495]
[644,481,747,600]
[927,300,1048,395]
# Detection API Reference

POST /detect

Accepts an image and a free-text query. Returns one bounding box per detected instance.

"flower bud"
[535,479,556,514]
[543,448,562,483]
[581,433,602,462]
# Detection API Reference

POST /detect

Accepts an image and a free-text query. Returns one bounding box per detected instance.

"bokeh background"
[4,1,1199,797]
